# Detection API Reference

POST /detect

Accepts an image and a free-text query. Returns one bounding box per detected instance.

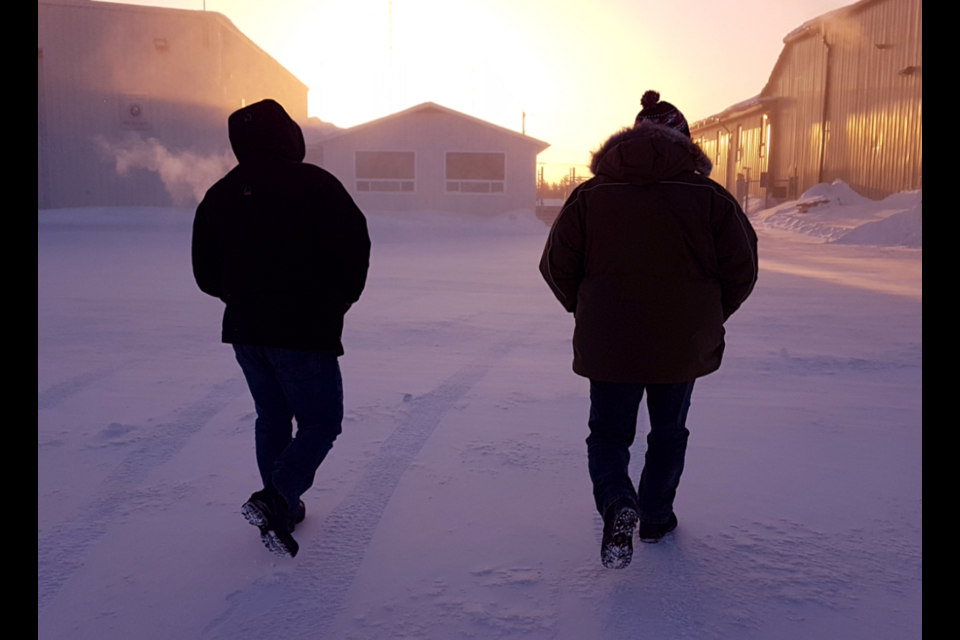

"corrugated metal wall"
[766,0,922,199]
[693,105,769,208]
[692,0,921,203]
[38,0,309,208]
[822,0,922,197]
[763,34,828,199]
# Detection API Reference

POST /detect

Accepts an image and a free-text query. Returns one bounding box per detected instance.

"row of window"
[354,151,506,194]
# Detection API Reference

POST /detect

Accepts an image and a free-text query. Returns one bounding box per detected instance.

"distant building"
[690,0,921,203]
[38,0,308,209]
[308,102,550,216]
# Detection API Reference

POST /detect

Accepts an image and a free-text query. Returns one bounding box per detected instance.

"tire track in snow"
[205,340,518,638]
[38,370,112,411]
[37,378,246,611]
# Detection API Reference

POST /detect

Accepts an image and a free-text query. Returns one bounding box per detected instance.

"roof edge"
[689,95,774,133]
[38,0,308,91]
[315,102,550,151]
[782,0,886,44]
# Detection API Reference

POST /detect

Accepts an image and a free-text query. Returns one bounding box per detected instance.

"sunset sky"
[107,0,854,180]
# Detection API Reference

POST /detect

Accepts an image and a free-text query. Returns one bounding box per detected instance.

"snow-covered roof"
[689,95,775,131]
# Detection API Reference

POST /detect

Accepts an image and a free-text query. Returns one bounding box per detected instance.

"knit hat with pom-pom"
[634,90,690,137]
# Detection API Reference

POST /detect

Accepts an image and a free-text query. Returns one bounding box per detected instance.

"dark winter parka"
[540,122,757,383]
[192,100,370,354]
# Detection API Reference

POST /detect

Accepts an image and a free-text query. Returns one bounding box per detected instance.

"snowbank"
[752,181,922,247]
[834,201,922,248]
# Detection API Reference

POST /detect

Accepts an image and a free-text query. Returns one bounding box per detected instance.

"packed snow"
[39,191,921,639]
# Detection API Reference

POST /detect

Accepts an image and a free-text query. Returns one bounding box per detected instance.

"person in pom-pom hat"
[634,90,691,138]
[540,91,757,569]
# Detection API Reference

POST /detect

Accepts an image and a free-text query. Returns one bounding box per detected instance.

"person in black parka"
[541,91,757,569]
[193,99,370,558]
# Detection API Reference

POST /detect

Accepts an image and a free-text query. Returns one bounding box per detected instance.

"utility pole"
[538,165,544,205]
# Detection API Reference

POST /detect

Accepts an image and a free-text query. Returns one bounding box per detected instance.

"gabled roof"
[317,102,550,151]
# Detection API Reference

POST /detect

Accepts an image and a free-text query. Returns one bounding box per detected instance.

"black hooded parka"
[192,100,370,354]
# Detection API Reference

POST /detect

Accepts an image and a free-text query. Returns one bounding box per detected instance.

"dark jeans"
[587,379,695,524]
[234,345,343,517]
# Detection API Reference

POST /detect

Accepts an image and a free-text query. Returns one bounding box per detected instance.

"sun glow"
[93,0,858,183]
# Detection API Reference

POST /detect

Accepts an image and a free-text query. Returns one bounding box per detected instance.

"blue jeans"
[587,380,695,524]
[234,345,343,517]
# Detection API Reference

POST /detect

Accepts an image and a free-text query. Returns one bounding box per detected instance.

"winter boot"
[290,500,306,532]
[600,502,638,569]
[241,488,300,558]
[637,512,678,543]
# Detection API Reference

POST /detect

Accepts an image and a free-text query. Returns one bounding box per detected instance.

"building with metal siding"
[309,102,550,216]
[691,0,921,204]
[692,96,774,211]
[38,0,308,209]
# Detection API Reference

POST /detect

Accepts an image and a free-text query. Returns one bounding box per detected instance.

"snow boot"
[290,500,306,532]
[600,503,638,569]
[637,512,678,543]
[241,488,300,558]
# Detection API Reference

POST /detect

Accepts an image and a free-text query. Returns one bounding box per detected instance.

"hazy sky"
[110,0,853,180]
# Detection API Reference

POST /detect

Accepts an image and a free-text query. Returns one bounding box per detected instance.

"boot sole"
[241,500,269,527]
[601,509,638,569]
[242,499,299,558]
[263,529,298,558]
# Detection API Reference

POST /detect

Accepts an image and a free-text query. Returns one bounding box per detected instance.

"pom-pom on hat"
[634,90,690,138]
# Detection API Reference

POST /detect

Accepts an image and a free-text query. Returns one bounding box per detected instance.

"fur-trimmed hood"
[590,121,712,185]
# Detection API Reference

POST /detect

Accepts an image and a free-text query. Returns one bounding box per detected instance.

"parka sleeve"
[712,193,758,320]
[539,190,586,313]
[324,178,371,306]
[191,197,224,300]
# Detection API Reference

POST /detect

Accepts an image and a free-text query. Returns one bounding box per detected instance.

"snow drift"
[752,181,922,248]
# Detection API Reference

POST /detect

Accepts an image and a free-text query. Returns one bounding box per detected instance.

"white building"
[308,103,550,216]
[38,0,308,208]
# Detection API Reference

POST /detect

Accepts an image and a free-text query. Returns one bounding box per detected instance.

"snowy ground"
[39,195,921,639]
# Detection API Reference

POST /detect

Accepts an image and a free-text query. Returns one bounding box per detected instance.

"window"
[445,152,505,194]
[355,151,415,193]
